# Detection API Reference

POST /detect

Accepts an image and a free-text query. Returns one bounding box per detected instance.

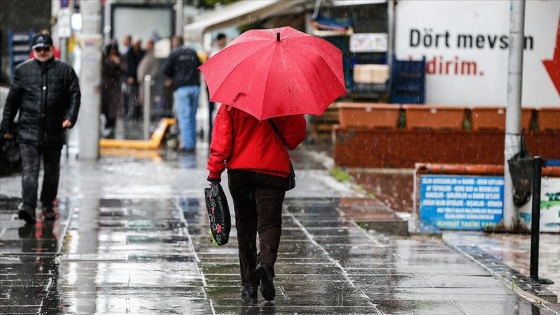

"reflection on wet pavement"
[1,146,559,314]
[350,169,415,213]
[3,194,552,314]
[0,198,71,314]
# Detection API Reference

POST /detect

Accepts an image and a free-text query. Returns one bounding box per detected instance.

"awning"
[183,0,305,43]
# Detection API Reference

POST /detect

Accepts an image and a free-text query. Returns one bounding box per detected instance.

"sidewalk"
[1,143,559,314]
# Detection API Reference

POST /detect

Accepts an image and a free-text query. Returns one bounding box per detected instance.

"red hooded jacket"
[207,105,307,179]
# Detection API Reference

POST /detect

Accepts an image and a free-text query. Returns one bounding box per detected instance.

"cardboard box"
[353,64,389,84]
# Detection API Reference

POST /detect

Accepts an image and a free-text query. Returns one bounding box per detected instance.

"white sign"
[350,33,388,52]
[58,8,72,38]
[395,0,560,107]
[519,177,560,233]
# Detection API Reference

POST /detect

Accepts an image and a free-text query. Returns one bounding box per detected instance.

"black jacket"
[1,57,81,146]
[163,46,202,90]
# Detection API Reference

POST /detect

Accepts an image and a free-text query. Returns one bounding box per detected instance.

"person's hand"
[127,77,135,84]
[62,119,72,129]
[110,55,120,64]
[207,177,221,185]
[164,79,173,88]
[3,132,14,139]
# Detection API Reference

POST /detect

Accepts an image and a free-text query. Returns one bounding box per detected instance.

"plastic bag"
[204,182,231,246]
[0,136,21,175]
[507,136,533,207]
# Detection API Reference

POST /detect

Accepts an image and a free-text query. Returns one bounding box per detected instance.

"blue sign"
[419,175,504,230]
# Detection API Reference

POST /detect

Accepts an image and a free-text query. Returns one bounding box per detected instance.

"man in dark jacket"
[163,35,202,153]
[0,34,81,224]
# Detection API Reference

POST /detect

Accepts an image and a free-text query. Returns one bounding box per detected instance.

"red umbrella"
[199,26,347,120]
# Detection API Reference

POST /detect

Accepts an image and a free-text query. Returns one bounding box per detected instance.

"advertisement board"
[419,175,504,230]
[395,0,560,107]
[519,177,560,233]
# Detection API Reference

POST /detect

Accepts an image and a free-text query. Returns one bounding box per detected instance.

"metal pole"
[78,0,102,160]
[503,0,526,230]
[143,75,152,140]
[175,0,184,36]
[530,157,543,280]
[387,0,395,68]
[103,0,113,44]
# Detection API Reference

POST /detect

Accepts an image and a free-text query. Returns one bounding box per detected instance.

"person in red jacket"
[207,105,306,302]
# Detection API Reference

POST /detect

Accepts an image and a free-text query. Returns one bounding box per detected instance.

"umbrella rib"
[287,49,326,113]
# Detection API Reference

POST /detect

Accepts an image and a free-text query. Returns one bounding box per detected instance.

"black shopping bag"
[0,135,21,175]
[508,136,533,207]
[204,182,231,246]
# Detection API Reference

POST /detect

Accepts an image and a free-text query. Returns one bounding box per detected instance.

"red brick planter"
[337,102,401,129]
[403,105,466,130]
[537,108,560,131]
[334,127,560,168]
[469,106,533,131]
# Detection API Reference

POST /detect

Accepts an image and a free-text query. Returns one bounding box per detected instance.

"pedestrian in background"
[207,106,306,302]
[120,34,132,55]
[101,40,124,139]
[125,38,145,120]
[29,28,60,59]
[137,38,159,111]
[0,34,80,223]
[163,35,202,153]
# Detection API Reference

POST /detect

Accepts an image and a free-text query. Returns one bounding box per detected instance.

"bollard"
[143,75,152,141]
[529,156,554,284]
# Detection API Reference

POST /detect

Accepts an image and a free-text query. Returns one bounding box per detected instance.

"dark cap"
[32,34,53,49]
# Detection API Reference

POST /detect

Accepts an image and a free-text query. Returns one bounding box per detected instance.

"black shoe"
[18,223,35,238]
[255,263,275,301]
[41,208,58,221]
[178,147,195,154]
[240,285,258,302]
[18,208,36,224]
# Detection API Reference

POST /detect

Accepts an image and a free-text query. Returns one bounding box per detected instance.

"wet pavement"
[1,142,560,314]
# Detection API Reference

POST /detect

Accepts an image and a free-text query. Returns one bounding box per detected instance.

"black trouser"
[20,143,62,210]
[227,170,287,286]
[125,83,139,119]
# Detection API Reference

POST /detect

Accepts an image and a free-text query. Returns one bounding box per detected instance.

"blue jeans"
[20,143,62,210]
[174,85,200,150]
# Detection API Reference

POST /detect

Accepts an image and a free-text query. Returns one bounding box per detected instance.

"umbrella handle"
[277,33,280,42]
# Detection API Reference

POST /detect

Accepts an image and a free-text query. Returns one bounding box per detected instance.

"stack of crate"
[390,55,426,104]
[308,103,339,142]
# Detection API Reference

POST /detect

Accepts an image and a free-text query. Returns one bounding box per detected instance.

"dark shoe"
[41,208,58,221]
[18,223,35,238]
[18,208,36,224]
[178,147,195,154]
[255,263,275,301]
[240,285,258,302]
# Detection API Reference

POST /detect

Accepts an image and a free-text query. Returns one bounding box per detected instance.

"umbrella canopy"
[199,26,347,120]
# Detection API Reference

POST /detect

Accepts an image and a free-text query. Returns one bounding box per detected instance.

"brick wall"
[334,128,560,168]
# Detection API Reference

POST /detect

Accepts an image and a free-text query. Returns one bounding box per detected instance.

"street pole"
[503,0,526,230]
[387,0,395,68]
[78,0,102,160]
[175,0,184,36]
[103,0,113,44]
